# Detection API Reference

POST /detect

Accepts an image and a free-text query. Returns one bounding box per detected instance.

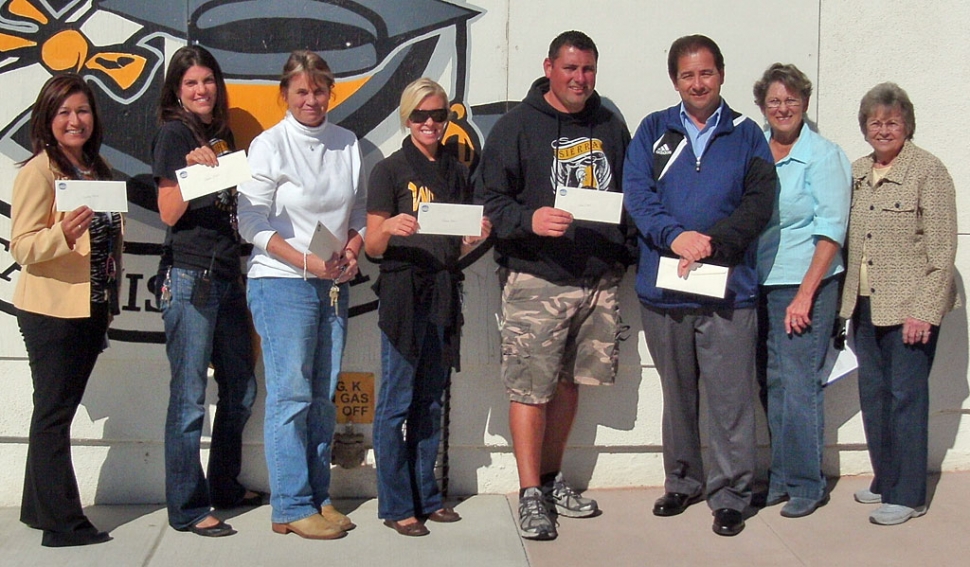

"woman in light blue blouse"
[754,63,851,518]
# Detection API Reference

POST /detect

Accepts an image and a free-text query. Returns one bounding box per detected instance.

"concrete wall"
[0,0,967,505]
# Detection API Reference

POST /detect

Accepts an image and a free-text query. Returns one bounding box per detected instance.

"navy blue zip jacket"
[623,100,777,309]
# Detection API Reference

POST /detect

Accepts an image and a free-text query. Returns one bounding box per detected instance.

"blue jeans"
[855,297,937,508]
[759,277,839,501]
[163,267,257,529]
[247,277,348,523]
[373,321,450,521]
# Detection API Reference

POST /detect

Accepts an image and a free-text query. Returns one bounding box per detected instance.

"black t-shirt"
[367,138,472,370]
[152,120,240,279]
[367,138,470,272]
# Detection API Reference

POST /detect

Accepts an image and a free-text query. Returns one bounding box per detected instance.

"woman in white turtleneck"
[237,50,366,541]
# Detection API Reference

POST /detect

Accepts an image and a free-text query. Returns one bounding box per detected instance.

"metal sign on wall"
[335,371,375,424]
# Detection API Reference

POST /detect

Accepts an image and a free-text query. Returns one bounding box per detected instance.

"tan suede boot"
[272,514,346,539]
[321,504,356,531]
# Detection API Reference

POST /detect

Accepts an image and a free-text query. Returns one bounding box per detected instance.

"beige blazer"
[11,152,123,318]
[839,141,958,326]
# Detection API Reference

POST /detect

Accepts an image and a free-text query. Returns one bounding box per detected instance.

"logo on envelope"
[179,171,188,179]
[421,204,430,212]
[58,182,67,190]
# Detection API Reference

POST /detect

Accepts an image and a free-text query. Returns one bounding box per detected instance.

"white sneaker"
[518,487,557,540]
[869,504,926,526]
[542,472,598,518]
[853,488,881,504]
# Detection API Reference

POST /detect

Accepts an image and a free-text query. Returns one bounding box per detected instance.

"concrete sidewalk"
[3,473,969,566]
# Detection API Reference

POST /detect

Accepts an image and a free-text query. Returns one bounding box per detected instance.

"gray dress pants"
[640,303,757,512]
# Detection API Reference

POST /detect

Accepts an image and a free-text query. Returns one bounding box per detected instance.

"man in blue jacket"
[623,35,777,537]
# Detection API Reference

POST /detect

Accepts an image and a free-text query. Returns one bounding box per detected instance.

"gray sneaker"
[869,504,926,526]
[854,488,882,504]
[542,472,598,518]
[519,487,557,540]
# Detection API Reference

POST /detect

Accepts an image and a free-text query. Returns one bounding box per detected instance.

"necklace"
[72,162,93,177]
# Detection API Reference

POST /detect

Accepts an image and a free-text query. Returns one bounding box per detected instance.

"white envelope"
[55,180,128,212]
[307,221,343,260]
[553,185,623,224]
[175,150,252,201]
[824,320,859,385]
[655,256,729,298]
[416,203,484,236]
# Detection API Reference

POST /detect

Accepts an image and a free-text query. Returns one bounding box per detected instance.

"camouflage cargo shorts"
[499,269,623,404]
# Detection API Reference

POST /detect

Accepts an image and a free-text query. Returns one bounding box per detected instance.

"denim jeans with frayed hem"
[759,276,839,502]
[374,321,449,521]
[163,267,257,529]
[248,277,347,524]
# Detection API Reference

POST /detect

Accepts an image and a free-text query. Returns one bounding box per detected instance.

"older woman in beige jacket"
[11,75,123,547]
[840,82,957,526]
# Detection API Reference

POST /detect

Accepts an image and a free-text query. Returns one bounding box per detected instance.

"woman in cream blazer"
[11,74,123,548]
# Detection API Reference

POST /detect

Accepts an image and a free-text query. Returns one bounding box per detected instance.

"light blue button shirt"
[757,122,852,285]
[679,102,722,159]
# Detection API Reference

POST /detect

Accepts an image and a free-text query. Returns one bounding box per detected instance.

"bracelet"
[303,251,308,281]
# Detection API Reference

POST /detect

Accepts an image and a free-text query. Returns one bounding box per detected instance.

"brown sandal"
[383,518,429,537]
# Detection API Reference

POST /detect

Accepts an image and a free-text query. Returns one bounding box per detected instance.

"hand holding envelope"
[655,256,730,298]
[553,185,623,224]
[55,180,129,212]
[416,203,484,236]
[532,206,573,237]
[175,150,252,201]
[307,221,343,261]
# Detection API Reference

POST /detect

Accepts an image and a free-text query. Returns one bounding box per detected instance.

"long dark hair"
[158,45,231,145]
[24,74,111,180]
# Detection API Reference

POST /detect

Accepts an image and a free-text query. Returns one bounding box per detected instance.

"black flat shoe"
[712,508,744,537]
[653,492,702,517]
[214,490,267,509]
[175,519,237,538]
[238,491,267,507]
[41,529,112,547]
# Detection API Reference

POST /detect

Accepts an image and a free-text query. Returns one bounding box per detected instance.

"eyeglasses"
[765,98,802,109]
[866,120,904,133]
[409,108,449,123]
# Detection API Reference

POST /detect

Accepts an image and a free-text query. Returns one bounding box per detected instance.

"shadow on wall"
[562,267,644,486]
[83,355,270,506]
[451,261,644,492]
[79,357,168,506]
[824,270,968,489]
[928,270,968,492]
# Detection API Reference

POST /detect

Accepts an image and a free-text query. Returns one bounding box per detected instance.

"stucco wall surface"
[0,0,967,505]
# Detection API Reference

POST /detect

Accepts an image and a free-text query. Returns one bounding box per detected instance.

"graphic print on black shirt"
[550,136,613,191]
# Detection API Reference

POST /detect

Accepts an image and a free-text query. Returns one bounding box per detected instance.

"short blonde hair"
[399,78,448,128]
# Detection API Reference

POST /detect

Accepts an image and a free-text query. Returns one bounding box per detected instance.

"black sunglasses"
[409,108,449,123]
